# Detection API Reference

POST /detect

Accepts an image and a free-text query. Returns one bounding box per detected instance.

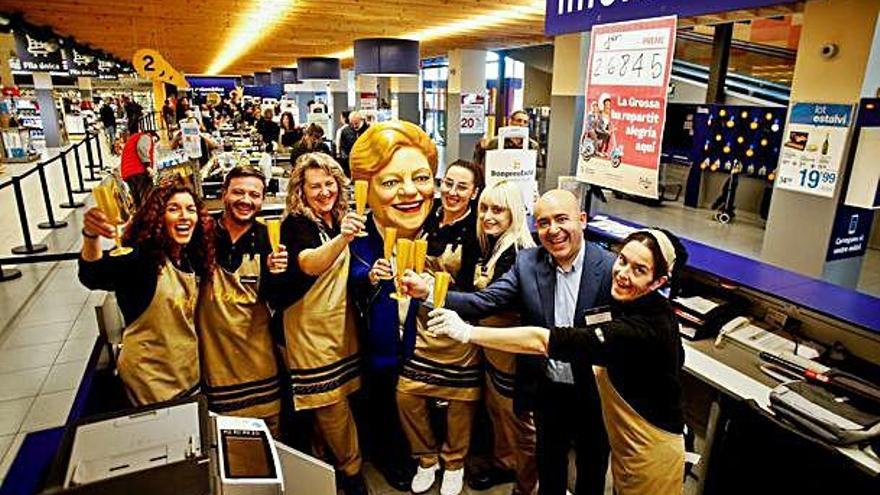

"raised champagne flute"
[93,184,133,257]
[354,180,369,237]
[266,218,281,253]
[380,227,397,280]
[433,271,451,309]
[412,239,428,274]
[391,238,413,300]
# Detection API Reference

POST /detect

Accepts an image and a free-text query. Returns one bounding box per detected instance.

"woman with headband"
[428,229,689,495]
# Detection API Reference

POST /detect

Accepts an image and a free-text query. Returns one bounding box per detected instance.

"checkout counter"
[588,215,880,494]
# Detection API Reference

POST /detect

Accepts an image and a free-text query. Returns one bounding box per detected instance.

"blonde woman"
[268,152,368,495]
[470,181,538,495]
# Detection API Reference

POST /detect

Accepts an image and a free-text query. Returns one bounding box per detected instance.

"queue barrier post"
[71,143,90,194]
[58,154,85,209]
[85,133,101,182]
[94,132,105,170]
[11,177,48,255]
[0,258,22,282]
[37,162,68,230]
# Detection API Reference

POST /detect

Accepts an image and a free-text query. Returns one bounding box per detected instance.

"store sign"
[775,103,854,198]
[66,48,99,77]
[576,15,677,199]
[360,92,378,111]
[186,76,238,97]
[133,49,187,87]
[826,204,875,262]
[98,59,118,80]
[180,120,202,159]
[13,29,65,72]
[545,0,800,36]
[460,92,486,135]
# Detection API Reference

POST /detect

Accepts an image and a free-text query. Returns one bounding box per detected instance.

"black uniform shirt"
[214,219,273,293]
[78,249,194,325]
[422,199,479,291]
[547,291,684,434]
[268,214,341,312]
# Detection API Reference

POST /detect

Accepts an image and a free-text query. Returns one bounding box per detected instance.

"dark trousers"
[356,367,412,475]
[125,173,153,209]
[534,379,609,495]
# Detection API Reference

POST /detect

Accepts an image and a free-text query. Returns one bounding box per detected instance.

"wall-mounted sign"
[460,92,486,135]
[14,29,65,72]
[66,48,99,77]
[545,0,800,36]
[576,15,677,199]
[97,59,118,80]
[185,76,238,97]
[775,103,854,198]
[826,203,875,262]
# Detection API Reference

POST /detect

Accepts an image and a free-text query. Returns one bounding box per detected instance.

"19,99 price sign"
[775,103,854,198]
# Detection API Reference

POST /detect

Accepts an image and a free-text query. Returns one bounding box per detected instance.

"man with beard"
[196,165,288,436]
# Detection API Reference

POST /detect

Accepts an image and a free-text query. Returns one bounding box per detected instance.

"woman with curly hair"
[79,178,215,406]
[268,152,367,495]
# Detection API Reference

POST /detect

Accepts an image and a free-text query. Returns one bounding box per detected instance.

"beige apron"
[197,254,280,419]
[282,240,360,410]
[398,252,481,402]
[117,262,199,406]
[474,261,519,387]
[593,366,685,495]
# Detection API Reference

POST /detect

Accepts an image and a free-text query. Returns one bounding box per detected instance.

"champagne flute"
[266,218,281,253]
[93,185,133,257]
[412,239,428,274]
[380,227,397,280]
[433,272,451,309]
[391,238,413,300]
[353,180,369,237]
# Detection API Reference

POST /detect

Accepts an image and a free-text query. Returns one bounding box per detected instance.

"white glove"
[427,308,473,343]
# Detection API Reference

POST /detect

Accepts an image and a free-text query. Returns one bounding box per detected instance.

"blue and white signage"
[186,76,238,97]
[546,0,800,36]
[775,103,854,198]
[826,204,874,262]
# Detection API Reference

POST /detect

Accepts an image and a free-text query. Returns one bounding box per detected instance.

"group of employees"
[79,119,689,495]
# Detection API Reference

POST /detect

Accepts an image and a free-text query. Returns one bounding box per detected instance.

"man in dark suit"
[404,189,614,495]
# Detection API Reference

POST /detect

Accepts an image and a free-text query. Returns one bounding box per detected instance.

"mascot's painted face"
[368,147,434,238]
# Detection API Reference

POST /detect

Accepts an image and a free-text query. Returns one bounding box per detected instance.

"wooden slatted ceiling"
[0,0,802,76]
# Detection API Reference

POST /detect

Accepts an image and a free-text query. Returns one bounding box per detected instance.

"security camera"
[820,43,839,59]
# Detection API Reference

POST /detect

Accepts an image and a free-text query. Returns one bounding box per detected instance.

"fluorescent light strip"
[321,0,544,60]
[206,0,295,75]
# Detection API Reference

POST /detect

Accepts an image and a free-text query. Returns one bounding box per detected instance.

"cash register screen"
[221,430,275,479]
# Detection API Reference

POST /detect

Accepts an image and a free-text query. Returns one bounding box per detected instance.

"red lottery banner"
[576,15,677,199]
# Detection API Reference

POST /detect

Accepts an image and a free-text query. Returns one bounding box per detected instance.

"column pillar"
[0,33,13,87]
[705,23,733,104]
[761,0,880,286]
[329,70,353,129]
[546,32,590,191]
[391,76,420,123]
[446,48,486,168]
[77,77,93,103]
[33,72,64,148]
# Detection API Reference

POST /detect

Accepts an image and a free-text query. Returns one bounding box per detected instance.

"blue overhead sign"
[545,0,801,36]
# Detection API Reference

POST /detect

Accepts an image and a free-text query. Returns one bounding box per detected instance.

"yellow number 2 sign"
[132,49,188,88]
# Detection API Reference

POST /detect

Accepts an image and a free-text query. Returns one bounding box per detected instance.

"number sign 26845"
[590,51,665,87]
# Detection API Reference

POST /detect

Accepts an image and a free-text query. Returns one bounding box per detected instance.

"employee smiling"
[79,179,215,406]
[428,229,690,495]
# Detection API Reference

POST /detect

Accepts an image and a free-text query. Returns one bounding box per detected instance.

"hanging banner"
[14,29,65,72]
[66,48,99,77]
[460,92,486,135]
[775,103,854,198]
[546,0,799,36]
[576,15,677,199]
[132,48,188,87]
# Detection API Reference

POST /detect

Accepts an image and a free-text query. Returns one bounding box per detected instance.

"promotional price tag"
[460,92,486,135]
[775,103,854,198]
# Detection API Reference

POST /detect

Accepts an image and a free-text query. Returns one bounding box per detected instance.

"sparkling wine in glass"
[266,218,281,253]
[433,272,451,309]
[353,180,369,237]
[412,239,428,274]
[380,227,397,280]
[94,184,133,257]
[391,238,413,300]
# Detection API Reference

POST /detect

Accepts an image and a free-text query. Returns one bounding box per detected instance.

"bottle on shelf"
[821,133,830,155]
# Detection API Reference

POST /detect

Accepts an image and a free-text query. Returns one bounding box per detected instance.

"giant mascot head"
[350,121,438,239]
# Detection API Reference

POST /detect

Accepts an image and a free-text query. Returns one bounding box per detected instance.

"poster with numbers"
[576,15,677,199]
[775,103,854,198]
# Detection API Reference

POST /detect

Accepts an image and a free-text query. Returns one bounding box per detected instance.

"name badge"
[239,275,259,285]
[584,306,612,326]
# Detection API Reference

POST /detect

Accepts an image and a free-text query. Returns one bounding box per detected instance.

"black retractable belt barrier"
[37,162,68,230]
[11,177,48,255]
[58,154,85,209]
[71,142,90,194]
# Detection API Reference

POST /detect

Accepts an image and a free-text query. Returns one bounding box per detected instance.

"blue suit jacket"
[446,241,615,411]
[349,216,419,372]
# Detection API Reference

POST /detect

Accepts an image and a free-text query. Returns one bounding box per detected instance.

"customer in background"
[78,178,214,406]
[255,108,280,152]
[120,120,158,208]
[162,98,177,140]
[279,112,301,149]
[338,110,368,176]
[428,228,689,495]
[176,96,191,124]
[290,123,330,166]
[466,180,538,495]
[99,99,117,149]
[122,95,143,127]
[475,110,543,170]
[334,110,351,164]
